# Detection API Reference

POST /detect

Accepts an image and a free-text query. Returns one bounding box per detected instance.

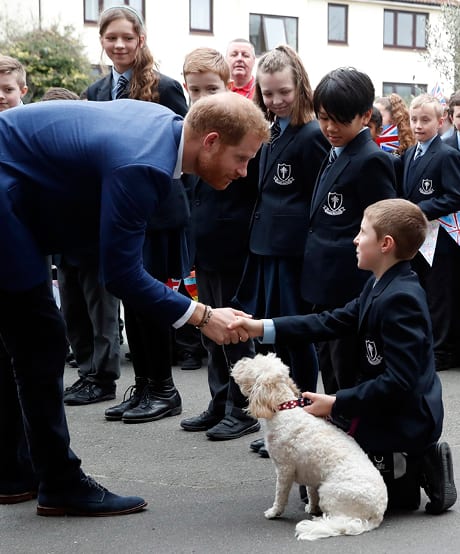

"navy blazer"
[302,128,396,307]
[273,261,443,453]
[0,100,191,322]
[249,120,329,257]
[443,131,459,151]
[190,154,260,272]
[402,134,460,220]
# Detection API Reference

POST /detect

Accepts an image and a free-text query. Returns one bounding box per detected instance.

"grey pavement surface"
[1,347,460,554]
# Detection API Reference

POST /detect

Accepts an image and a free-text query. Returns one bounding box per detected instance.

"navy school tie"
[116,75,129,99]
[270,119,281,150]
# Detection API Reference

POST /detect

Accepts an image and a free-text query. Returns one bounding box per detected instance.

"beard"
[194,150,232,190]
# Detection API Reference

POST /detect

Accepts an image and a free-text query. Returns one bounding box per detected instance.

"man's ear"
[202,131,220,149]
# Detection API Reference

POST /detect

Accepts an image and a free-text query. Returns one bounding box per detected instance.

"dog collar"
[277,397,311,411]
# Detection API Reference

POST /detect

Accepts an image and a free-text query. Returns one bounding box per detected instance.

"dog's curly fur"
[232,353,388,541]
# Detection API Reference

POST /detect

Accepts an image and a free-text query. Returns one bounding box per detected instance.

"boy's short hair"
[313,67,374,124]
[185,92,270,145]
[41,87,79,101]
[410,93,444,118]
[0,55,27,88]
[364,199,428,260]
[370,106,383,129]
[448,90,460,116]
[183,47,230,84]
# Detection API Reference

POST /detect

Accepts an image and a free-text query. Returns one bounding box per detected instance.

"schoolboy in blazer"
[301,68,396,394]
[403,94,460,371]
[230,199,456,515]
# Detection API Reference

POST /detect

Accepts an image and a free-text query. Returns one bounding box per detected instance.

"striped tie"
[270,119,281,150]
[414,143,423,161]
[116,75,129,99]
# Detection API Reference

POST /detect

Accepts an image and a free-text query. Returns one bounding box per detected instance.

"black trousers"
[0,282,81,488]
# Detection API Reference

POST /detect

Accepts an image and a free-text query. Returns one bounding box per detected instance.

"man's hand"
[227,316,264,339]
[188,304,253,345]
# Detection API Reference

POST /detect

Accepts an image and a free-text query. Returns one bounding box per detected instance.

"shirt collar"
[173,127,184,179]
[111,68,133,99]
[231,76,255,98]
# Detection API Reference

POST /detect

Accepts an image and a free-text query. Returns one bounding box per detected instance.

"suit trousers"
[57,262,120,385]
[0,282,81,486]
[196,267,254,418]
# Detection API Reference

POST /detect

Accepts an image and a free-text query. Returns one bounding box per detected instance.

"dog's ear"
[247,369,283,419]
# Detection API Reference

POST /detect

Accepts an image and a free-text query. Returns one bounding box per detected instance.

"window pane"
[383,11,394,45]
[285,17,298,50]
[250,14,263,55]
[328,5,346,42]
[104,0,121,9]
[263,16,287,50]
[190,0,211,31]
[396,13,413,47]
[415,14,426,48]
[84,0,99,21]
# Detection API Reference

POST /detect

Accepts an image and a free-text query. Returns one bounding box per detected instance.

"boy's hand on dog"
[302,392,335,417]
[227,316,263,339]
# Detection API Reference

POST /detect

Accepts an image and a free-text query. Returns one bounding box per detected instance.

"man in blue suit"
[0,93,269,516]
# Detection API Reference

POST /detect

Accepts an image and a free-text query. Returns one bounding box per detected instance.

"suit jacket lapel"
[261,126,297,184]
[96,75,113,101]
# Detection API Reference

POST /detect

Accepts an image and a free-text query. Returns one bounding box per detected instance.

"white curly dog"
[231,353,388,541]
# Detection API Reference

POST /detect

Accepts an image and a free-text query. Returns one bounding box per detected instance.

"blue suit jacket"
[0,100,191,322]
[273,261,443,453]
[301,128,396,307]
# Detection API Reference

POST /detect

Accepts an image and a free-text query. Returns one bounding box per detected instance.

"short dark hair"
[313,67,374,124]
[370,106,383,129]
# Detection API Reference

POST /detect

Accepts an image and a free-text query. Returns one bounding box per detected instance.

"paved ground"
[1,347,460,554]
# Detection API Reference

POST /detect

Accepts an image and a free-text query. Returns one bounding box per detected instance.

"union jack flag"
[430,82,446,105]
[438,212,460,245]
[375,124,399,153]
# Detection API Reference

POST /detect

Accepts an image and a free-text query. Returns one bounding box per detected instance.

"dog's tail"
[295,514,382,541]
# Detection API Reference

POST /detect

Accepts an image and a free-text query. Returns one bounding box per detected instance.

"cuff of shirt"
[261,319,276,343]
[173,300,196,329]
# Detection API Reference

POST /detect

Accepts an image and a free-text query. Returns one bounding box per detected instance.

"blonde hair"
[185,93,270,145]
[183,47,230,84]
[364,199,428,260]
[98,6,160,102]
[41,87,79,101]
[254,45,315,126]
[410,93,444,118]
[0,55,26,88]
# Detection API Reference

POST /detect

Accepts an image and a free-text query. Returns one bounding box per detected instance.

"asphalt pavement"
[1,346,460,554]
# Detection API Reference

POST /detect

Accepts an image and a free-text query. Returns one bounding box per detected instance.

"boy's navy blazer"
[250,120,329,257]
[443,131,459,151]
[273,261,443,453]
[402,134,460,221]
[0,99,191,322]
[190,154,260,272]
[302,128,396,307]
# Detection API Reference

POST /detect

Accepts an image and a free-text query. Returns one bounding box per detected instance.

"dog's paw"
[304,504,321,516]
[264,507,282,519]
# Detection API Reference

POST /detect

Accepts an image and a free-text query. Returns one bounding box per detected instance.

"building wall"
[0,0,447,95]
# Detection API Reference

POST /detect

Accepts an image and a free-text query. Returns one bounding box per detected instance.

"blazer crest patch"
[419,179,434,195]
[274,163,294,185]
[323,192,345,215]
[365,339,383,366]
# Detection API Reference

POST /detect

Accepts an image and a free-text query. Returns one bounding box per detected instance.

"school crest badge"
[323,192,345,215]
[419,179,434,195]
[274,163,294,185]
[365,340,383,366]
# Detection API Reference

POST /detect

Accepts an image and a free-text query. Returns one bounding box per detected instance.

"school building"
[0,0,451,99]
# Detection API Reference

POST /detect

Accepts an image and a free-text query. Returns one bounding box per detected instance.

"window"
[384,10,427,49]
[84,1,145,24]
[250,14,298,55]
[328,4,348,44]
[190,0,213,33]
[383,82,427,105]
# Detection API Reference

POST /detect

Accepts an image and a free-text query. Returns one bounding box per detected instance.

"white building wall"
[0,0,447,94]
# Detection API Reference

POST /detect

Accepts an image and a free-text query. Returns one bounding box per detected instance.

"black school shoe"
[37,474,147,517]
[420,442,457,514]
[64,382,116,406]
[250,437,265,452]
[206,415,260,441]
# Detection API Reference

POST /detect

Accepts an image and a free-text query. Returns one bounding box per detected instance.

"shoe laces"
[81,475,108,493]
